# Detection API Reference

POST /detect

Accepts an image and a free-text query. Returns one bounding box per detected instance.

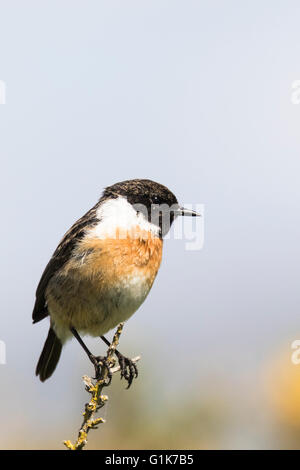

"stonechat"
[33,179,200,387]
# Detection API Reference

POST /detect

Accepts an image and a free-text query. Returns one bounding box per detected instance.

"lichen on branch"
[64,323,140,450]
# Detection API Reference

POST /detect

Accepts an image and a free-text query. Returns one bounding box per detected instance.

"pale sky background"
[1,0,300,449]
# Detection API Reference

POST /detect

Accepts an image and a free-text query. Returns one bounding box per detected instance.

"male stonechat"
[33,179,200,387]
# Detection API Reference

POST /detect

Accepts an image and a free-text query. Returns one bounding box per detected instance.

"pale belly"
[46,271,154,343]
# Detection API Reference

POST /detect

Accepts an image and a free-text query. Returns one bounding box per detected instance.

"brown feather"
[32,205,99,323]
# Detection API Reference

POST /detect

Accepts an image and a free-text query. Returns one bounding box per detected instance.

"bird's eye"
[152,195,159,204]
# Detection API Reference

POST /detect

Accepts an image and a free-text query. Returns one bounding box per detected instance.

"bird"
[33,179,200,387]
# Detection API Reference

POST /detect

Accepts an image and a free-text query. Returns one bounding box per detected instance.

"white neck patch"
[87,196,160,240]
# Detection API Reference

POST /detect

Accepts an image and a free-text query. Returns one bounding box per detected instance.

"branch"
[63,322,140,450]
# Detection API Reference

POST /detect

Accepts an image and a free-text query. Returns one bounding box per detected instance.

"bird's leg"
[100,335,138,389]
[70,327,112,384]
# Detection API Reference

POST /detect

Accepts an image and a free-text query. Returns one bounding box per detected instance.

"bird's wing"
[32,205,99,323]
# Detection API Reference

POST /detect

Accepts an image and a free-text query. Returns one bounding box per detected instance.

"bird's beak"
[176,206,201,217]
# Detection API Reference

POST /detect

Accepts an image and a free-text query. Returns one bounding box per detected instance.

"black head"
[101,179,200,237]
[103,178,177,209]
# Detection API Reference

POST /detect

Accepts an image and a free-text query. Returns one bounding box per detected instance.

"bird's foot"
[90,355,112,385]
[115,351,138,389]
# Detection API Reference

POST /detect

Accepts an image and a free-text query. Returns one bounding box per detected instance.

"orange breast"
[62,226,163,290]
[46,227,163,336]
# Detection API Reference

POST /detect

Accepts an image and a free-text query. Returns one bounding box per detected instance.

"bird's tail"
[36,327,62,382]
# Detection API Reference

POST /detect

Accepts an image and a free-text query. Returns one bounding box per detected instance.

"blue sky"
[1,1,300,448]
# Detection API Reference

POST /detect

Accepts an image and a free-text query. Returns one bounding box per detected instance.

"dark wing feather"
[32,204,99,323]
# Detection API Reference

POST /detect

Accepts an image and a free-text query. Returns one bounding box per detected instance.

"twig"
[63,323,140,450]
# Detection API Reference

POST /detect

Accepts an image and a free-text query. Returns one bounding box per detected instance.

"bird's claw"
[115,351,138,389]
[90,355,112,385]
